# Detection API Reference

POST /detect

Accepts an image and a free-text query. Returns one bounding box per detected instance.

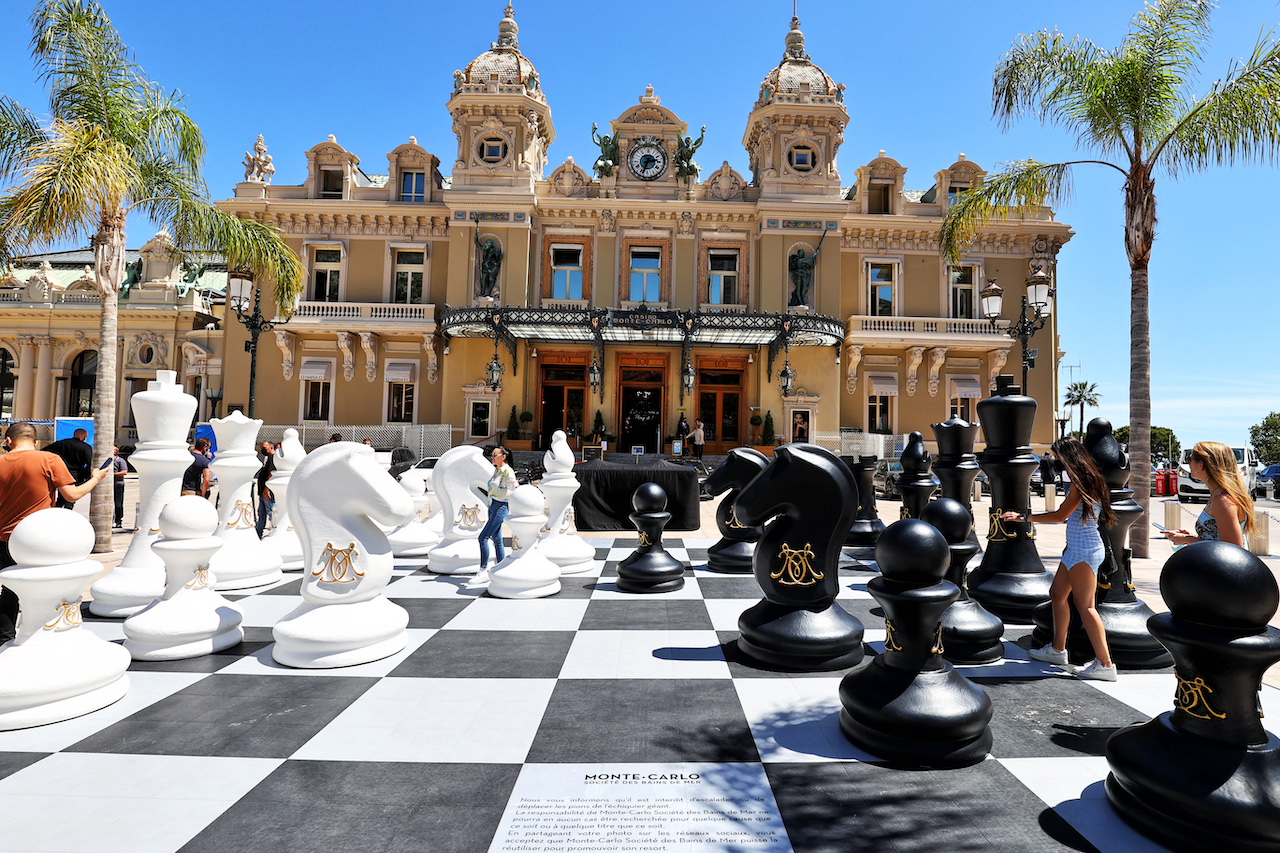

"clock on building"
[627,141,667,180]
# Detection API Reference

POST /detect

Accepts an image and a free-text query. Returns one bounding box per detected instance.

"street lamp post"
[980,268,1054,392]
[227,271,288,419]
[204,386,223,421]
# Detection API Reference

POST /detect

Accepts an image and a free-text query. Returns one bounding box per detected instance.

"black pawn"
[703,447,770,574]
[897,431,940,520]
[1106,541,1280,852]
[838,519,993,766]
[921,498,1004,664]
[844,455,885,561]
[931,416,982,555]
[1032,418,1173,667]
[966,375,1052,623]
[616,483,686,593]
[735,443,864,671]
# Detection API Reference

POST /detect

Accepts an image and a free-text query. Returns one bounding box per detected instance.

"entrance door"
[619,368,663,453]
[539,365,588,447]
[697,370,743,454]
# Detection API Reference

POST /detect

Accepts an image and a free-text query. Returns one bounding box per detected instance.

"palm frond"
[1156,29,1280,174]
[938,160,1078,263]
[31,0,140,134]
[0,96,49,181]
[1119,0,1215,149]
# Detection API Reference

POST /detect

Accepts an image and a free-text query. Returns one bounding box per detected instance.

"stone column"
[13,337,35,420]
[31,337,53,420]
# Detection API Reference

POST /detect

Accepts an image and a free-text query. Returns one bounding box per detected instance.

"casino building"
[1,5,1071,453]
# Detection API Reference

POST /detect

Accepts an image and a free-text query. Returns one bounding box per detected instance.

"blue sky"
[2,0,1278,448]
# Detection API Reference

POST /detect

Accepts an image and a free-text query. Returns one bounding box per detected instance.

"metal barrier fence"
[255,423,453,457]
[0,420,55,444]
[812,431,909,459]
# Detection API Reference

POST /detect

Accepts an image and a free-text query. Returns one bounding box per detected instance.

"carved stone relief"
[337,332,355,382]
[359,332,379,382]
[905,347,925,396]
[275,330,296,381]
[927,347,948,397]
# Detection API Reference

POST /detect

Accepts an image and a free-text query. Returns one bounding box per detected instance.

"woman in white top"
[474,447,518,584]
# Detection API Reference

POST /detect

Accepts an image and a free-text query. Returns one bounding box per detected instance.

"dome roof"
[756,16,841,107]
[459,4,542,97]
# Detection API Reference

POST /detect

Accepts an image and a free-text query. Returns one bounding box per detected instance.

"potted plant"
[504,405,533,451]
[749,412,763,445]
[756,410,776,456]
[519,410,534,437]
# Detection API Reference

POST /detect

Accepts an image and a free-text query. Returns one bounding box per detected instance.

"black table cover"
[571,459,701,531]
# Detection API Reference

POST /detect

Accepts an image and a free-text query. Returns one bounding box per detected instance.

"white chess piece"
[384,470,439,557]
[272,442,414,668]
[537,430,595,574]
[208,411,283,590]
[90,370,196,617]
[123,496,245,660]
[262,428,306,570]
[0,509,131,730]
[488,485,562,599]
[423,469,445,539]
[426,446,493,574]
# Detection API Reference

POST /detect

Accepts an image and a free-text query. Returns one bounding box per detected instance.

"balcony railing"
[290,301,433,323]
[848,316,1008,336]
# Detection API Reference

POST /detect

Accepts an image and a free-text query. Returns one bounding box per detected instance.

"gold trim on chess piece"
[930,623,944,655]
[884,619,903,651]
[638,531,652,547]
[314,542,363,584]
[458,504,481,527]
[227,499,255,529]
[43,599,82,630]
[772,543,821,586]
[1174,670,1227,720]
[185,565,210,590]
[726,508,747,530]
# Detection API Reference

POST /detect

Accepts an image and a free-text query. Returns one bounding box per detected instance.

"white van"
[1178,446,1259,501]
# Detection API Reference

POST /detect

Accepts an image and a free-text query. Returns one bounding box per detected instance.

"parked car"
[1259,464,1280,495]
[1178,446,1259,501]
[874,458,904,499]
[387,446,417,479]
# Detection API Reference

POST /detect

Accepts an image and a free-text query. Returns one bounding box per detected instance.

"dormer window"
[478,137,508,164]
[788,145,815,173]
[400,171,425,203]
[868,183,892,214]
[320,167,343,199]
[948,183,969,208]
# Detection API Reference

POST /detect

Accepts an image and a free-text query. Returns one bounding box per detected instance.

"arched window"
[69,350,97,417]
[0,348,14,419]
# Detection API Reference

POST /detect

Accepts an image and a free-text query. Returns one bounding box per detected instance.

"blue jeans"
[256,494,275,538]
[477,500,509,569]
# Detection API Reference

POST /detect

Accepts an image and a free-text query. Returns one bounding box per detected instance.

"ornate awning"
[440,304,844,379]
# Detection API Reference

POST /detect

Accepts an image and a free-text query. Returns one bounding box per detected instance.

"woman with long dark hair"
[1001,437,1118,681]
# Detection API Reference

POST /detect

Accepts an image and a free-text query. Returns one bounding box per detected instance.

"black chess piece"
[921,498,1004,664]
[616,483,686,593]
[734,443,865,671]
[844,455,884,561]
[838,519,993,766]
[1031,418,1173,668]
[931,416,982,555]
[897,431,940,520]
[702,447,770,574]
[966,375,1052,623]
[1106,541,1280,852]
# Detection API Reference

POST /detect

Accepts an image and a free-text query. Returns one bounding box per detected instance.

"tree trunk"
[1078,403,1085,437]
[1125,168,1156,559]
[90,209,126,553]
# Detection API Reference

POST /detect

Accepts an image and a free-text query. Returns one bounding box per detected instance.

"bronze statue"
[119,258,143,298]
[674,125,706,179]
[788,228,827,307]
[474,225,503,299]
[590,123,619,178]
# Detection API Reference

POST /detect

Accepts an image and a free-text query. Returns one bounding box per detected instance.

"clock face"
[628,143,667,181]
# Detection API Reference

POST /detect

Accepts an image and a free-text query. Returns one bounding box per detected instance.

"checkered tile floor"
[0,537,1250,852]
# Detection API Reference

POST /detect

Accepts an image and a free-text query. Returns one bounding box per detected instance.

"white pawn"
[208,411,283,590]
[426,446,494,574]
[0,509,130,730]
[123,497,244,660]
[90,370,195,617]
[488,485,562,600]
[262,428,306,571]
[537,430,595,574]
[384,471,439,557]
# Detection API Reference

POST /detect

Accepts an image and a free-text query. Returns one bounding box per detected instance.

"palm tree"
[1064,381,1101,438]
[0,1,301,552]
[940,0,1280,557]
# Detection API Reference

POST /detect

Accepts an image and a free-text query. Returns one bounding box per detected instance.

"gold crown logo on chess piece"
[772,543,821,586]
[314,542,363,584]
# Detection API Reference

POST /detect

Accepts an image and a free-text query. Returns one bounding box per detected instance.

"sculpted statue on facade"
[788,228,826,307]
[241,135,275,184]
[453,70,465,93]
[590,123,619,178]
[675,126,706,179]
[473,225,503,299]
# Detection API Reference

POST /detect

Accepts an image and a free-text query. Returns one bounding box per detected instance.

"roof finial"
[495,2,519,50]
[784,8,805,60]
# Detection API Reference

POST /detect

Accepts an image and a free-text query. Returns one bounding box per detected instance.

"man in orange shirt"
[0,422,107,643]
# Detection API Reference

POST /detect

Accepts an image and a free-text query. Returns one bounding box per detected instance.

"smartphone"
[1152,522,1169,533]
[98,457,113,471]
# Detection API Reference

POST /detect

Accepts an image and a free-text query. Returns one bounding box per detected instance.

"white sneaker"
[468,569,490,587]
[1028,644,1068,666]
[1075,659,1117,681]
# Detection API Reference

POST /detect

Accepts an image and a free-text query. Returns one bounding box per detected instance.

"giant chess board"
[0,537,1253,853]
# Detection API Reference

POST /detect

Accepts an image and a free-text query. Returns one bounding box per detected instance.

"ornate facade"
[2,6,1071,452]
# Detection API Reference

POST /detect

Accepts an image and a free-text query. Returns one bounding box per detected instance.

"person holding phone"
[1000,437,1118,681]
[1163,442,1253,548]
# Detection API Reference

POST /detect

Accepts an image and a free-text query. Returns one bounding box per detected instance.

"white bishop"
[537,430,595,574]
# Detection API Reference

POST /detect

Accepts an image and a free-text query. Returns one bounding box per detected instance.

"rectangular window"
[868,263,895,316]
[869,183,892,214]
[708,251,739,304]
[629,248,661,302]
[393,250,424,304]
[313,248,342,302]
[320,168,343,199]
[305,380,331,421]
[947,184,969,208]
[469,401,491,438]
[388,382,414,423]
[399,171,425,203]
[949,396,973,422]
[949,265,976,319]
[868,394,893,434]
[551,246,583,300]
